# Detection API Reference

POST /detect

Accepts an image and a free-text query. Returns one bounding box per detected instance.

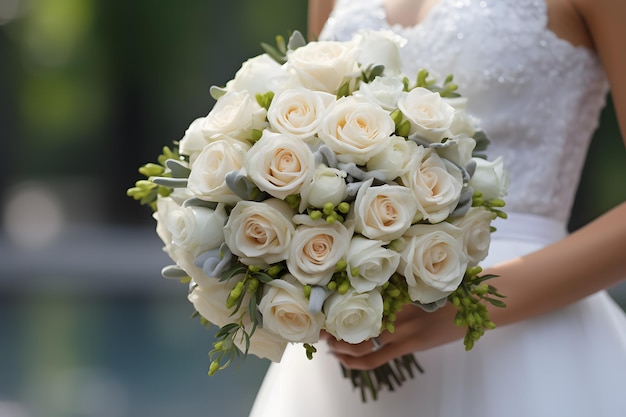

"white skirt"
[248,213,626,417]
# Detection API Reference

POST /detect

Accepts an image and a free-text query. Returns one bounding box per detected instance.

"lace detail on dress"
[321,0,608,223]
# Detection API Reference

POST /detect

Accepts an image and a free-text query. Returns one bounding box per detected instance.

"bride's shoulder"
[571,0,626,140]
[308,0,336,39]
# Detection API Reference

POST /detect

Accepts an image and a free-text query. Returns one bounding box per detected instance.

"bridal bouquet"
[128,30,508,401]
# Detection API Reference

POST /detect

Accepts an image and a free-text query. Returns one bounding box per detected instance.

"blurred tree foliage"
[0,0,623,228]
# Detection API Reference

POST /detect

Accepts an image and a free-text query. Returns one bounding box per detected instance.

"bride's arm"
[325,0,626,370]
[308,0,335,40]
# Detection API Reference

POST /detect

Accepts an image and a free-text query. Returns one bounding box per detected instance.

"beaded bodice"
[321,0,608,223]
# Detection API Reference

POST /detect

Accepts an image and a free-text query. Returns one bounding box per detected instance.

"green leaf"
[260,42,287,64]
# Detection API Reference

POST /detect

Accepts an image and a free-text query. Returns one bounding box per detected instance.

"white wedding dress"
[248,0,626,416]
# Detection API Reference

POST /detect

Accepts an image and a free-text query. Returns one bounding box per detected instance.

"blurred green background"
[0,1,624,416]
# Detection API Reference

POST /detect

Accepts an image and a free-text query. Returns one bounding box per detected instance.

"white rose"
[286,40,359,93]
[187,136,250,204]
[451,207,497,266]
[223,199,295,265]
[154,196,178,254]
[398,87,456,143]
[258,275,325,343]
[351,179,418,241]
[164,203,227,258]
[179,117,208,161]
[319,96,395,165]
[353,30,407,75]
[299,164,348,210]
[366,136,420,181]
[400,147,463,224]
[245,130,316,200]
[267,88,335,142]
[399,222,468,304]
[201,90,268,141]
[233,327,288,363]
[188,277,244,328]
[324,289,384,344]
[225,53,297,96]
[469,156,509,201]
[346,236,401,293]
[153,196,203,279]
[444,97,478,138]
[287,216,352,286]
[355,75,405,111]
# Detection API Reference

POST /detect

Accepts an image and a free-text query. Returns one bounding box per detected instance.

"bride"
[248,0,626,416]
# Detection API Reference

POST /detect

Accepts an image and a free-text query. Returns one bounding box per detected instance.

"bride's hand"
[322,302,466,370]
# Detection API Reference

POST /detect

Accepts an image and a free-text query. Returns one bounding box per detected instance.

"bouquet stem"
[342,354,424,402]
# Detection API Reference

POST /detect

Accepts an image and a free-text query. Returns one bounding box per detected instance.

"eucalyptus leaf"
[165,159,191,178]
[313,144,339,168]
[194,243,235,278]
[151,177,188,188]
[308,286,330,315]
[183,198,218,210]
[225,170,268,201]
[287,30,307,51]
[210,85,227,100]
[472,130,491,152]
[161,265,189,279]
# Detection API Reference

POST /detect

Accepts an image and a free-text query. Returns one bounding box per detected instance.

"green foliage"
[126,145,180,210]
[448,266,506,351]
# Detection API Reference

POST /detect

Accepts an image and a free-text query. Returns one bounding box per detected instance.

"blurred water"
[0,227,270,417]
[0,292,269,417]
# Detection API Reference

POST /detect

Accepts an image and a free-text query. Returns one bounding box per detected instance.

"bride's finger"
[325,336,386,357]
[335,337,419,370]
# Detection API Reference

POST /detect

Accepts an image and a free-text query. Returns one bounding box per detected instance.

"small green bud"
[248,265,261,273]
[139,163,165,177]
[387,287,401,298]
[396,120,411,137]
[475,283,489,295]
[350,267,359,277]
[487,198,506,208]
[326,214,336,224]
[335,259,347,271]
[136,180,155,189]
[337,202,350,214]
[310,210,323,220]
[208,360,220,376]
[213,341,224,351]
[323,202,335,215]
[327,281,338,291]
[390,109,403,126]
[467,266,483,276]
[247,278,260,293]
[251,129,263,142]
[338,281,350,295]
[267,265,283,277]
[303,285,312,298]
